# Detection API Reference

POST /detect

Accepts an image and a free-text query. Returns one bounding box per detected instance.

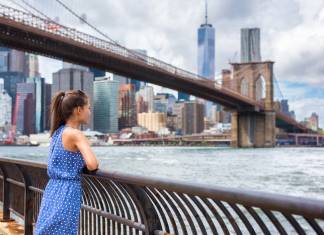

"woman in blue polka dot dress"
[34,89,99,235]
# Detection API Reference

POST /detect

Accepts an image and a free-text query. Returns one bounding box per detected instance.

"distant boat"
[39,142,50,147]
[0,143,39,146]
[29,141,40,146]
[91,142,117,147]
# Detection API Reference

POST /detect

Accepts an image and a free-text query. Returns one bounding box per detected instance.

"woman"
[34,89,99,235]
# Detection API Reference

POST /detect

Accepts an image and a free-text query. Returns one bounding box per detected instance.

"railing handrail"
[1,156,323,221]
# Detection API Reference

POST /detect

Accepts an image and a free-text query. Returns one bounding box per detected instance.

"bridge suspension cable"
[6,0,61,30]
[4,0,150,65]
[54,0,150,62]
[6,0,148,75]
[54,0,116,44]
[273,74,285,101]
[7,0,30,14]
[15,0,48,19]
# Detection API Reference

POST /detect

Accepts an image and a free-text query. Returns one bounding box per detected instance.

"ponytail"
[49,91,65,137]
[49,89,88,137]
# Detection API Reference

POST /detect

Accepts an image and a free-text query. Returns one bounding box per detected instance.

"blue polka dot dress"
[34,124,85,235]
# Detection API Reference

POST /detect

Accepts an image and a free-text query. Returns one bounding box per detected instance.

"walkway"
[0,210,24,235]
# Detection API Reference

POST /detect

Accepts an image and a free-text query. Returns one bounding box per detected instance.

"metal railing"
[0,157,324,234]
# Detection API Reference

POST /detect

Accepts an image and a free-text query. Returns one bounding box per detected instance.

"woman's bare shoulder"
[63,127,84,140]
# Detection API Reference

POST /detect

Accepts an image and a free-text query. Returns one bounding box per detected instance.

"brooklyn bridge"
[0,4,318,148]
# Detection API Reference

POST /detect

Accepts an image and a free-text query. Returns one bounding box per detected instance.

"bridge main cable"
[54,0,149,61]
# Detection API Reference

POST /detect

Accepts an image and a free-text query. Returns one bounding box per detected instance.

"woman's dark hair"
[49,89,88,137]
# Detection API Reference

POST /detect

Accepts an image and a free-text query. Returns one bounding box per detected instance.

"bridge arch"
[231,62,274,111]
[240,77,249,97]
[255,75,266,101]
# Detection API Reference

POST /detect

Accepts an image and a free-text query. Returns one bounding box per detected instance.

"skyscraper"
[93,77,119,133]
[52,67,94,131]
[0,47,39,77]
[114,74,129,86]
[14,83,36,135]
[198,1,215,80]
[119,84,136,129]
[306,113,319,131]
[136,86,154,113]
[173,101,185,135]
[0,71,26,121]
[154,93,177,114]
[9,49,26,73]
[183,101,205,135]
[26,54,40,77]
[27,77,46,133]
[197,0,215,119]
[153,99,168,113]
[280,99,289,114]
[0,47,10,72]
[44,83,52,130]
[137,112,167,133]
[0,78,12,127]
[240,28,261,63]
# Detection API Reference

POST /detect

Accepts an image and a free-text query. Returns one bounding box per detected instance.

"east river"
[0,146,323,200]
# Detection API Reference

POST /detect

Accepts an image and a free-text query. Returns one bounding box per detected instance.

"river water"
[0,146,323,200]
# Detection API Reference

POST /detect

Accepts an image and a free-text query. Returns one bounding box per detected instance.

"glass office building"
[94,77,119,133]
[197,2,216,119]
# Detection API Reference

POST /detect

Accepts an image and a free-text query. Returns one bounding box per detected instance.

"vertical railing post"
[125,184,163,235]
[16,165,33,235]
[0,166,14,222]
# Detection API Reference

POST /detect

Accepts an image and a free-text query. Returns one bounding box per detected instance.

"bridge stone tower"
[229,61,276,147]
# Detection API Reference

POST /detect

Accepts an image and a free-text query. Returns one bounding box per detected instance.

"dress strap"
[51,125,65,153]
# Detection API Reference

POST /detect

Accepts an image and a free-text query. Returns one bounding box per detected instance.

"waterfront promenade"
[0,209,24,235]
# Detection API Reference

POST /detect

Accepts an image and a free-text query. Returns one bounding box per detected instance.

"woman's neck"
[65,121,80,130]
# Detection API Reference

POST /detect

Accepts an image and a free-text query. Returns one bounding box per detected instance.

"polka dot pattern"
[34,124,85,235]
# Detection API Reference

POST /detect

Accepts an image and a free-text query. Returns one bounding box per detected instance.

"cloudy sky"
[4,0,324,127]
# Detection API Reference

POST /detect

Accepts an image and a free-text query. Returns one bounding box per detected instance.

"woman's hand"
[82,165,99,174]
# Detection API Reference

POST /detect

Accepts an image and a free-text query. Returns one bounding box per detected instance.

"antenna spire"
[205,0,208,24]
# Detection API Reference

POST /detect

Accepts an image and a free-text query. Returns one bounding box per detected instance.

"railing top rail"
[1,157,323,220]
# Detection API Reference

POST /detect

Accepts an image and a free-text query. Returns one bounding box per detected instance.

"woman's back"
[48,124,85,181]
[34,124,85,235]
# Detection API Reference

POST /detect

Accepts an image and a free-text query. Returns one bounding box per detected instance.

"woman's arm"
[73,130,99,171]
